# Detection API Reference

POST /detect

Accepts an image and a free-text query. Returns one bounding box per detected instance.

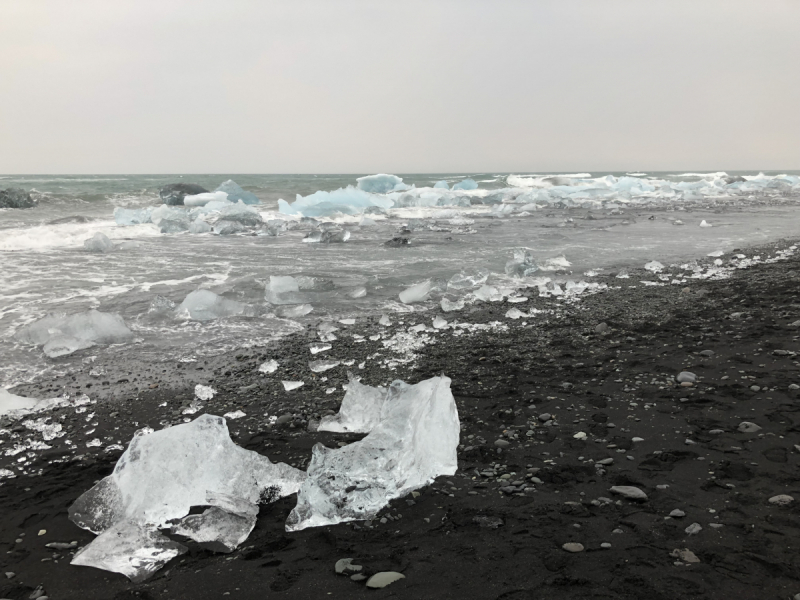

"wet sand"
[2,239,799,600]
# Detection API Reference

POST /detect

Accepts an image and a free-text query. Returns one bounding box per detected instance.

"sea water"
[1,172,799,388]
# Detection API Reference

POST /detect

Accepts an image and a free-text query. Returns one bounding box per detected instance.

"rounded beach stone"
[609,486,648,501]
[738,421,762,433]
[562,542,584,553]
[366,572,406,589]
[769,494,794,506]
[676,371,697,383]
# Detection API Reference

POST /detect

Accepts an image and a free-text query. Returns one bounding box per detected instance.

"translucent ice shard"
[83,232,115,253]
[258,359,279,374]
[71,521,187,583]
[266,276,304,305]
[114,207,153,226]
[452,178,478,190]
[440,297,465,312]
[447,270,488,290]
[318,375,388,433]
[176,290,254,321]
[356,174,408,194]
[14,310,133,357]
[399,279,433,304]
[505,249,538,278]
[217,201,263,226]
[0,388,41,416]
[214,180,260,205]
[276,304,314,318]
[69,414,305,581]
[183,191,229,207]
[433,180,450,189]
[309,360,340,373]
[287,375,459,531]
[151,205,191,233]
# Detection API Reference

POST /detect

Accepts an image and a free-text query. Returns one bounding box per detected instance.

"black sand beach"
[2,239,800,600]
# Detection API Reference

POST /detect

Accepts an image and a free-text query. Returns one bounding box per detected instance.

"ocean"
[1,171,799,390]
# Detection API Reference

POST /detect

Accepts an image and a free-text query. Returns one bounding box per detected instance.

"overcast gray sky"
[1,0,798,173]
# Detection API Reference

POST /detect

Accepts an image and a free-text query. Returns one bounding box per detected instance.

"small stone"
[789,384,800,391]
[750,385,761,392]
[685,523,702,535]
[538,413,552,422]
[680,382,693,387]
[5,572,15,579]
[596,458,614,466]
[669,509,686,518]
[350,574,367,582]
[671,548,700,563]
[738,421,762,433]
[562,542,584,553]
[595,323,609,334]
[494,439,510,448]
[600,542,611,549]
[676,371,697,383]
[769,494,794,506]
[37,530,46,536]
[612,528,624,534]
[699,350,715,357]
[366,572,406,589]
[335,558,362,575]
[573,432,587,440]
[609,486,647,501]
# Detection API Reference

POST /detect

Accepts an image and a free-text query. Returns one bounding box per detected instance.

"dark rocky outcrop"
[158,183,209,206]
[0,188,35,209]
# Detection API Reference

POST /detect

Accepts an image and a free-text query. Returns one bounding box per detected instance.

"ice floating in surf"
[214,180,260,205]
[183,191,229,207]
[176,290,255,321]
[399,279,434,304]
[356,174,409,194]
[286,375,459,531]
[83,232,116,253]
[68,414,305,581]
[15,310,133,358]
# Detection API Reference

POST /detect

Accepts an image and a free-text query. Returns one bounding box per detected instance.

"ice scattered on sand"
[0,388,42,417]
[309,360,340,373]
[176,290,254,321]
[286,375,459,531]
[194,385,216,401]
[379,314,391,326]
[258,360,279,374]
[644,261,665,273]
[282,381,304,391]
[15,310,133,358]
[441,298,465,312]
[310,343,332,355]
[700,220,712,227]
[223,410,246,420]
[432,316,448,329]
[399,280,433,304]
[69,414,305,581]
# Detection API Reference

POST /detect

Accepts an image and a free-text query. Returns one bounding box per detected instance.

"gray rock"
[699,350,715,357]
[610,486,647,501]
[685,523,702,535]
[768,494,794,506]
[670,548,700,563]
[669,509,686,518]
[676,371,697,383]
[789,384,800,391]
[275,414,293,427]
[538,413,552,422]
[335,558,362,575]
[596,458,614,466]
[562,542,584,553]
[738,421,762,433]
[749,385,761,392]
[366,572,405,589]
[159,183,209,206]
[0,188,35,209]
[595,323,609,334]
[494,439,510,448]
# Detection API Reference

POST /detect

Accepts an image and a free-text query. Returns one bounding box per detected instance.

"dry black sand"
[2,240,800,600]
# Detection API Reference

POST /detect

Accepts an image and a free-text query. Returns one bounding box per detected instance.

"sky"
[0,0,798,174]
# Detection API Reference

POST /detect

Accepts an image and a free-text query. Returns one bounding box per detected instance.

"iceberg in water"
[399,279,434,304]
[83,232,115,253]
[286,375,459,531]
[278,186,394,218]
[433,180,450,189]
[318,375,388,433]
[151,205,190,233]
[0,388,42,416]
[176,290,255,321]
[265,276,304,305]
[183,191,229,207]
[215,180,260,205]
[452,178,478,191]
[14,310,133,357]
[114,207,153,226]
[69,414,306,581]
[216,201,263,226]
[356,174,409,194]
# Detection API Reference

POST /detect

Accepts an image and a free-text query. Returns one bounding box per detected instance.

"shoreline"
[2,237,800,599]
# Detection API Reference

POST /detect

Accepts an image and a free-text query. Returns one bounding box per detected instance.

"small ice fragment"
[473,285,502,302]
[441,298,465,312]
[707,250,724,257]
[432,316,448,329]
[399,279,433,304]
[505,308,527,319]
[258,360,278,374]
[325,387,336,394]
[310,343,332,355]
[644,261,664,273]
[356,174,406,194]
[266,276,302,305]
[276,304,313,318]
[447,270,488,290]
[223,410,246,420]
[379,315,391,326]
[0,388,42,416]
[83,232,115,253]
[282,381,304,391]
[346,287,367,299]
[176,290,253,321]
[339,318,356,325]
[14,310,133,358]
[699,220,712,227]
[195,385,216,401]
[507,296,528,303]
[452,178,478,190]
[287,375,459,531]
[183,191,229,207]
[309,360,340,373]
[214,180,260,205]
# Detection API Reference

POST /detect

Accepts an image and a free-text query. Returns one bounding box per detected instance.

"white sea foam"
[0,221,160,251]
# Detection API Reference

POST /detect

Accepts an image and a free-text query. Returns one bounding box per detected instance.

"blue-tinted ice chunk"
[356,174,407,194]
[215,180,260,205]
[433,180,450,189]
[452,179,478,191]
[114,207,153,226]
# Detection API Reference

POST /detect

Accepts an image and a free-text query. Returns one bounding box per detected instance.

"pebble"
[335,558,362,575]
[676,371,697,383]
[573,432,587,440]
[669,509,686,518]
[671,548,701,563]
[494,439,510,448]
[609,486,648,501]
[699,350,715,357]
[596,458,614,466]
[685,523,702,535]
[366,572,406,589]
[562,542,584,553]
[750,385,761,392]
[738,421,762,433]
[595,323,609,334]
[600,542,611,549]
[768,494,794,506]
[789,384,800,391]
[538,413,552,422]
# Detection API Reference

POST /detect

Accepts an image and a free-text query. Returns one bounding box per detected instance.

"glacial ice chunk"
[71,521,187,583]
[432,316,448,329]
[195,384,216,401]
[433,180,450,189]
[0,388,42,416]
[282,381,304,391]
[505,249,538,278]
[14,310,133,357]
[279,186,394,218]
[318,375,388,433]
[447,270,488,290]
[644,261,665,273]
[276,304,314,318]
[441,298,465,312]
[309,360,340,374]
[356,174,407,194]
[214,180,260,205]
[266,276,304,305]
[69,414,305,581]
[114,207,153,226]
[83,232,116,253]
[473,285,502,302]
[188,219,212,234]
[151,205,190,233]
[176,290,254,321]
[452,179,478,191]
[399,279,433,304]
[183,191,229,207]
[213,220,245,235]
[258,360,279,374]
[217,201,263,226]
[286,375,459,531]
